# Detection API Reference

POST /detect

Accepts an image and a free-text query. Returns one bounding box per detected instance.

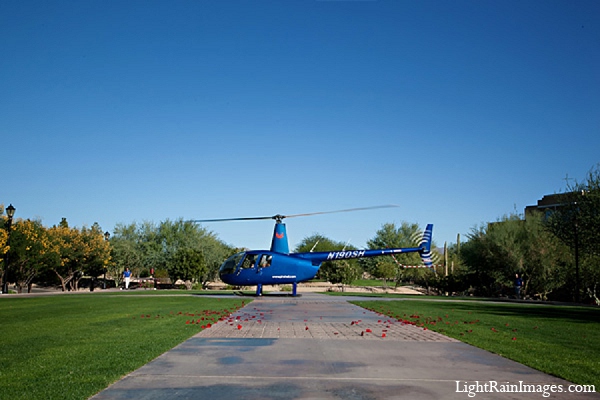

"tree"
[48,224,80,291]
[46,222,110,291]
[109,219,231,289]
[545,164,600,302]
[372,258,397,288]
[195,232,234,288]
[545,165,600,256]
[0,213,111,292]
[294,234,361,288]
[322,260,362,290]
[521,213,571,300]
[361,222,429,287]
[6,219,54,293]
[136,221,164,277]
[167,247,205,289]
[0,205,9,271]
[80,223,111,284]
[0,228,7,267]
[158,219,231,287]
[461,213,570,299]
[109,222,149,287]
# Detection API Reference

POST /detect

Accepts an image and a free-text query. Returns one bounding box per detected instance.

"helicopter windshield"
[219,252,245,275]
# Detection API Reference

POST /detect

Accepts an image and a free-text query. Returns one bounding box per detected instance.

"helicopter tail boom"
[296,224,435,267]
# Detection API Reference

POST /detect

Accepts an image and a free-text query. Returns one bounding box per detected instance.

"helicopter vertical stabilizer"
[270,222,290,254]
[419,223,434,267]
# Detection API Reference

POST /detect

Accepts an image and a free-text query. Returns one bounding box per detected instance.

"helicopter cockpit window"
[219,252,245,275]
[241,254,257,269]
[259,254,272,268]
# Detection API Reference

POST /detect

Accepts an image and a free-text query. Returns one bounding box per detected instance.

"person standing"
[123,267,132,290]
[514,273,523,299]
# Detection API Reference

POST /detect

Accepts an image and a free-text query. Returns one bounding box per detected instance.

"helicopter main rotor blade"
[190,205,398,224]
[283,205,399,219]
[189,216,275,223]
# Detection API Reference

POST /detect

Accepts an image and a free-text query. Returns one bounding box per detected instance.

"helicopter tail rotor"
[418,224,435,267]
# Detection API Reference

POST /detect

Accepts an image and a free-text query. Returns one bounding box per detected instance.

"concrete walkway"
[91,293,598,399]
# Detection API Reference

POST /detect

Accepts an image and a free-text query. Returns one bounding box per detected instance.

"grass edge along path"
[352,299,600,389]
[0,294,248,400]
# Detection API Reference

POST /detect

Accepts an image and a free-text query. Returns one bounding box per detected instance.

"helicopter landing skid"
[234,291,301,297]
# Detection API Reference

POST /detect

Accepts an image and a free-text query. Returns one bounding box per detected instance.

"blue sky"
[1,0,599,251]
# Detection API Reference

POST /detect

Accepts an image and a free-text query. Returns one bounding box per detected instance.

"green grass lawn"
[0,293,248,400]
[2,292,598,399]
[350,278,384,286]
[352,299,600,388]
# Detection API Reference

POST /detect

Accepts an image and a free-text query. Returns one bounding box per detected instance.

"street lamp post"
[103,231,110,289]
[2,204,16,295]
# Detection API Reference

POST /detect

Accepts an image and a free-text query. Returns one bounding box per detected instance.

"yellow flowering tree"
[0,225,7,256]
[6,219,55,293]
[48,224,82,290]
[1,204,9,259]
[1,214,9,278]
[47,222,111,291]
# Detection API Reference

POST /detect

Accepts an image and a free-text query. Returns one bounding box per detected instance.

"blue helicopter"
[192,207,434,296]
